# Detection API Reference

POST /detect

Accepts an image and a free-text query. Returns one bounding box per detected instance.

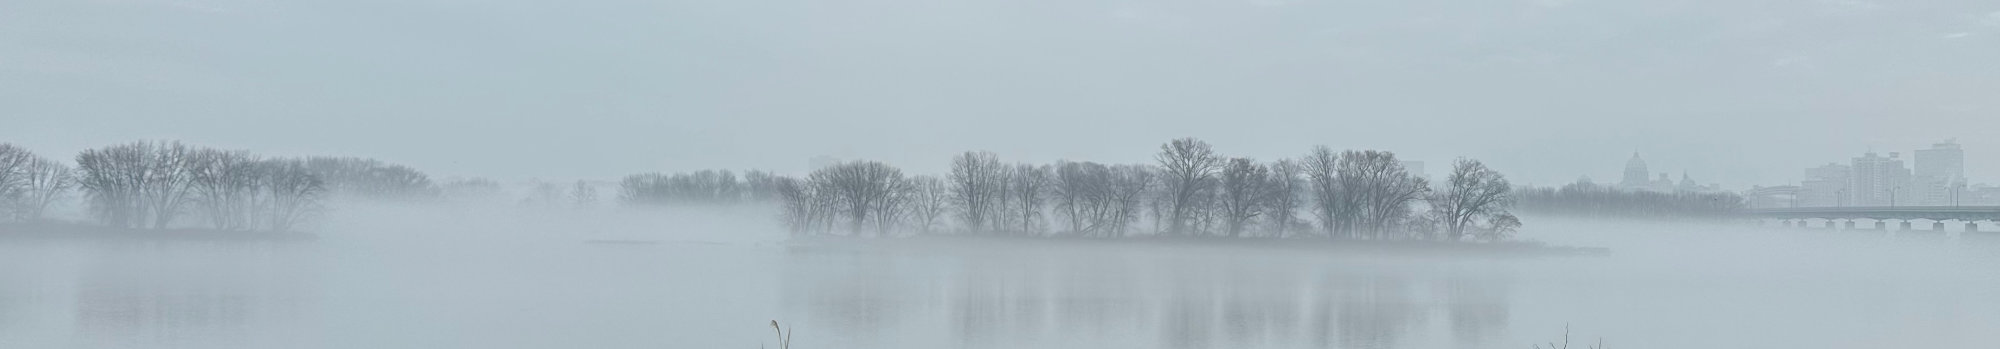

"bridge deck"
[1746,206,2000,220]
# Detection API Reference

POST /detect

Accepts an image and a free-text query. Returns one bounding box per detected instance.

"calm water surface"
[3,216,1998,349]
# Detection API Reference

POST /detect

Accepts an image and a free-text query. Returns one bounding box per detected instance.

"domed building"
[1621,153,1650,189]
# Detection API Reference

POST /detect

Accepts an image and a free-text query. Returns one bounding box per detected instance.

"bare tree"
[1217,158,1271,238]
[442,178,506,202]
[257,159,325,233]
[13,157,74,222]
[1429,158,1513,241]
[76,143,146,228]
[74,141,196,230]
[1106,164,1154,237]
[1302,146,1344,238]
[303,157,436,200]
[810,161,905,237]
[742,170,784,202]
[571,180,599,208]
[1155,138,1222,236]
[774,176,823,236]
[1476,213,1521,242]
[1008,163,1050,235]
[1052,161,1124,236]
[529,181,566,207]
[948,151,1007,233]
[188,149,261,230]
[906,176,951,235]
[0,144,36,220]
[1264,159,1304,238]
[1339,150,1428,239]
[141,141,196,229]
[872,177,914,236]
[620,170,745,206]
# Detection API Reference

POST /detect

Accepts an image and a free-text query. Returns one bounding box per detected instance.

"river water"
[3,208,1997,348]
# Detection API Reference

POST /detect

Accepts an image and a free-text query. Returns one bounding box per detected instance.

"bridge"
[1744,206,2000,232]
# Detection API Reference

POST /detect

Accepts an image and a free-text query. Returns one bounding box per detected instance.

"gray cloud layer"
[4,0,1997,187]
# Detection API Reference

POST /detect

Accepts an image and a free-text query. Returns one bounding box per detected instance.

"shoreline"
[784,234,1609,257]
[0,222,318,242]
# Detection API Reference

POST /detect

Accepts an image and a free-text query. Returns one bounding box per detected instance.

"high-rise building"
[1800,163,1850,207]
[1621,153,1649,189]
[1850,152,1913,206]
[1914,140,1966,206]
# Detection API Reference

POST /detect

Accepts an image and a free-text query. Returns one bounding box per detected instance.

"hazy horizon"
[5,0,1998,188]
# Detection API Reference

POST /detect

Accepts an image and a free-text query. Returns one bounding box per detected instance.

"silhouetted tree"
[1303,146,1345,238]
[1007,163,1050,235]
[907,176,951,234]
[12,156,74,222]
[742,170,785,202]
[1513,180,1745,219]
[0,144,31,212]
[1339,150,1428,239]
[1264,159,1304,238]
[949,151,1007,233]
[75,141,195,229]
[1217,158,1271,237]
[0,144,47,221]
[188,149,261,230]
[256,159,325,232]
[571,180,599,207]
[442,178,505,201]
[1105,164,1154,237]
[527,181,566,207]
[810,161,905,236]
[619,170,745,206]
[303,157,437,200]
[1156,138,1221,236]
[774,176,824,236]
[1476,213,1520,242]
[1429,158,1512,241]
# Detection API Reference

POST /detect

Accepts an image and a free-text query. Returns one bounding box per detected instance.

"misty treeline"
[0,140,471,233]
[617,170,785,206]
[1513,180,1746,219]
[622,138,1520,242]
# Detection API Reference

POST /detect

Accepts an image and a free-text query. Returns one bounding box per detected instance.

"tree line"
[0,141,451,233]
[622,138,1520,242]
[1512,180,1746,219]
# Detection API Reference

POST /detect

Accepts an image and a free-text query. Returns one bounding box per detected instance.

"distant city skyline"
[1744,139,2000,208]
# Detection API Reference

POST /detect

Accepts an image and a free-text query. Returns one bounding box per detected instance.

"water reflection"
[63,241,315,348]
[783,245,1514,349]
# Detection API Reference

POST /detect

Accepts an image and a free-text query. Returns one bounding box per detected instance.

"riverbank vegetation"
[1514,180,1745,220]
[8,137,1528,244]
[0,141,455,236]
[618,138,1523,243]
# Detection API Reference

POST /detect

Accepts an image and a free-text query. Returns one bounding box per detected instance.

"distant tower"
[1621,153,1649,189]
[1914,140,1965,205]
[1851,151,1912,206]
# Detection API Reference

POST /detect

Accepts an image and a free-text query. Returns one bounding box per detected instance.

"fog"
[7,0,2000,347]
[4,201,2000,348]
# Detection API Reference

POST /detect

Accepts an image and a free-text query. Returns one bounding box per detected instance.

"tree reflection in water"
[783,243,1515,349]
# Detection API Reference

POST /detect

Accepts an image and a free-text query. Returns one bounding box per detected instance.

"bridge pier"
[1749,207,2000,235]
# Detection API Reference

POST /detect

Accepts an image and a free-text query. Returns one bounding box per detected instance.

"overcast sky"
[3,0,1997,188]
